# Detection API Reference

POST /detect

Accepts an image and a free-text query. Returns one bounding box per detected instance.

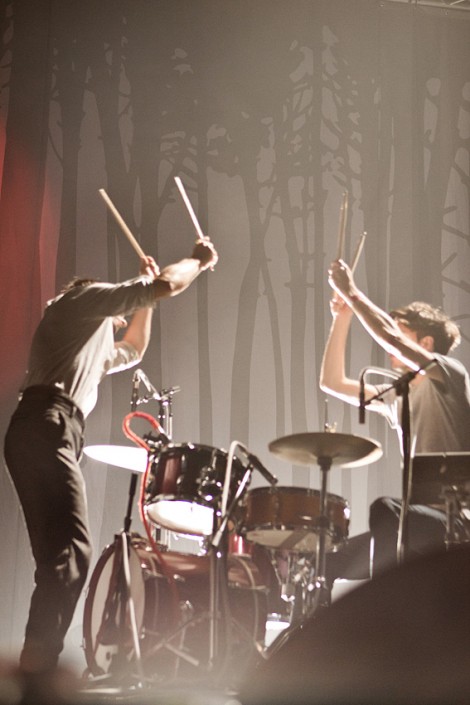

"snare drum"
[144,443,245,536]
[241,486,350,553]
[83,534,267,680]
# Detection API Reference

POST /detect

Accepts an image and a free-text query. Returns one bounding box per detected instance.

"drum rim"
[82,537,162,675]
[145,493,221,510]
[155,442,231,455]
[243,521,342,535]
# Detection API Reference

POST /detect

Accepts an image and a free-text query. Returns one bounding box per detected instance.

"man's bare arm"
[328,260,442,382]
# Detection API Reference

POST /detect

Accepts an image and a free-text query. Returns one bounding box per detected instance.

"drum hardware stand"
[137,487,247,685]
[442,486,470,547]
[411,453,470,552]
[441,473,470,548]
[209,443,278,678]
[140,608,208,674]
[209,461,255,678]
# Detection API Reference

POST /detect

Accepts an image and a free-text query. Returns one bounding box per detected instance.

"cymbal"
[83,444,149,472]
[268,432,382,468]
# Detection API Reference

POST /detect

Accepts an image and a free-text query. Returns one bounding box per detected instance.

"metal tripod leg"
[308,456,333,614]
[91,471,146,686]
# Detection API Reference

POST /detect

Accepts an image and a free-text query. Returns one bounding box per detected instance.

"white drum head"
[146,499,214,537]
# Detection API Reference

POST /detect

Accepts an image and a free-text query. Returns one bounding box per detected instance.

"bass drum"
[83,534,268,683]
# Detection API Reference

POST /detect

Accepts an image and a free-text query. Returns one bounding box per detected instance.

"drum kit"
[81,374,383,692]
[78,183,384,691]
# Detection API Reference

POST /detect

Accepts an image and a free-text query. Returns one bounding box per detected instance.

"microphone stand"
[359,362,433,566]
[132,369,180,439]
[394,372,413,565]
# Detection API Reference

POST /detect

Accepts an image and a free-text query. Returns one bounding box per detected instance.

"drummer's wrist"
[347,288,363,304]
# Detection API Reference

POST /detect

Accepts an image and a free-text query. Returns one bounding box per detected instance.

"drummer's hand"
[328,259,356,299]
[192,239,219,271]
[329,295,352,319]
[140,255,160,279]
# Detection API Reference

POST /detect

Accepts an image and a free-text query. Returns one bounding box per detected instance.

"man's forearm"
[320,310,353,392]
[152,258,206,299]
[344,290,400,354]
[122,307,153,358]
[342,288,434,371]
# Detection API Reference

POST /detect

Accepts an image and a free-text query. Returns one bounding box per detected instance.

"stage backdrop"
[0,0,469,666]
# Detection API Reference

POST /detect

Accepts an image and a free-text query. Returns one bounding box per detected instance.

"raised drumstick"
[99,188,146,258]
[351,231,366,273]
[174,176,210,242]
[336,191,349,261]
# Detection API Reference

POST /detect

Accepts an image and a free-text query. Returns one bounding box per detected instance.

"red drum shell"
[241,486,350,553]
[228,532,254,557]
[83,534,267,680]
[145,443,246,537]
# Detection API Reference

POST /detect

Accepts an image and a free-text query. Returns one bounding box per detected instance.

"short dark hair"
[389,301,461,355]
[61,277,98,293]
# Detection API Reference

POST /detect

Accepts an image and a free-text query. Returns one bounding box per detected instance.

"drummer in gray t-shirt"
[320,258,470,580]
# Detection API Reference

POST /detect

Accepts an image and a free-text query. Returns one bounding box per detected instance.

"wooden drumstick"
[351,231,366,273]
[174,176,210,242]
[336,191,349,261]
[99,188,146,259]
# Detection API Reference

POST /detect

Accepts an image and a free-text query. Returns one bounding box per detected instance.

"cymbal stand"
[307,455,333,614]
[91,470,147,687]
[264,456,332,658]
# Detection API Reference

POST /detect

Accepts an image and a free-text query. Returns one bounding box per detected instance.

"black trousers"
[327,496,451,584]
[4,386,92,673]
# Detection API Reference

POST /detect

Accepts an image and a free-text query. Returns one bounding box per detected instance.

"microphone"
[143,429,171,446]
[159,385,181,398]
[243,450,278,486]
[131,370,140,410]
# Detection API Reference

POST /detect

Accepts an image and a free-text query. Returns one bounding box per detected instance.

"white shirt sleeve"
[104,341,141,375]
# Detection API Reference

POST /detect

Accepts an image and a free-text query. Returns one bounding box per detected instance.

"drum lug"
[197,466,222,504]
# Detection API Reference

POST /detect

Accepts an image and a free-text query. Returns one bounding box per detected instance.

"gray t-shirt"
[23,276,159,417]
[377,354,470,453]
